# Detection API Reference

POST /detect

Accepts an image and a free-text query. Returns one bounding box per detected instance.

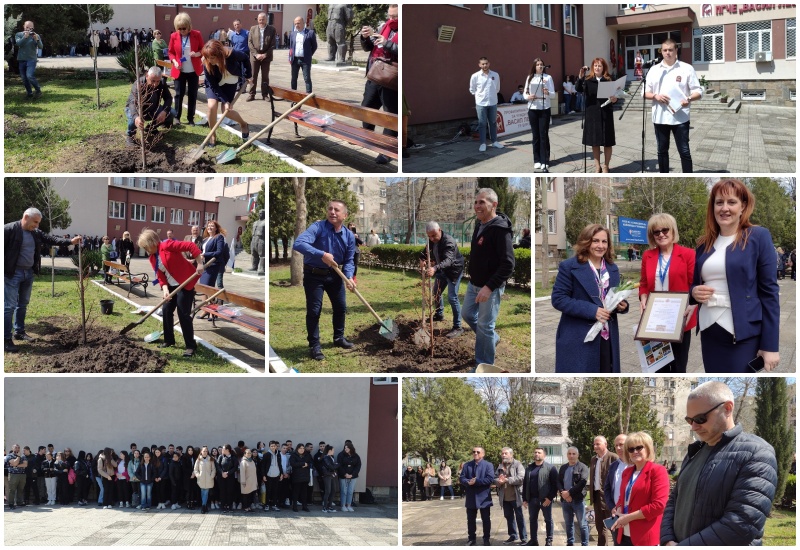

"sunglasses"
[652,228,670,236]
[685,402,725,425]
[472,450,481,455]
[627,445,645,454]
[177,27,188,31]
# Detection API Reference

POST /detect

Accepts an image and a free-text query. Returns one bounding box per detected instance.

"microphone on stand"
[642,56,663,69]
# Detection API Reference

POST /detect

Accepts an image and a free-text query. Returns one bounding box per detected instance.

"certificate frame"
[634,291,690,343]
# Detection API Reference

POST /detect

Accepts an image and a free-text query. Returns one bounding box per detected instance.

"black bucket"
[100,299,114,315]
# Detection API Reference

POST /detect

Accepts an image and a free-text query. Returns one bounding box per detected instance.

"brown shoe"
[245,95,256,102]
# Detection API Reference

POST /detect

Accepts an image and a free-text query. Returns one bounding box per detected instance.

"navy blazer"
[460,459,495,509]
[604,459,625,512]
[288,28,317,65]
[551,256,628,373]
[201,234,227,278]
[204,49,252,95]
[691,226,779,351]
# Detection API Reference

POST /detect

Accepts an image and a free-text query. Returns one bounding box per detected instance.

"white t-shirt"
[180,34,194,73]
[469,70,500,107]
[643,60,703,125]
[294,30,305,58]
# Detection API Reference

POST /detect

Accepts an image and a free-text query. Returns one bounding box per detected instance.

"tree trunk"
[290,177,307,286]
[281,236,289,259]
[540,178,550,289]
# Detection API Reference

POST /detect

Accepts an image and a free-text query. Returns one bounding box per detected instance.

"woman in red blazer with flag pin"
[638,213,697,373]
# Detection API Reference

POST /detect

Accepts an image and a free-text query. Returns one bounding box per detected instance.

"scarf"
[370,18,398,60]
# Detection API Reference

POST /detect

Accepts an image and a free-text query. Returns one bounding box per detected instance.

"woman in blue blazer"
[201,39,252,146]
[691,179,780,372]
[552,224,629,373]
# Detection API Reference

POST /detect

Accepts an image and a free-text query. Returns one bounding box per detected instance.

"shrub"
[70,249,102,276]
[782,474,796,507]
[117,46,156,82]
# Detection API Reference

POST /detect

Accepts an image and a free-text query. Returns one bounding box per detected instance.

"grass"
[4,69,297,173]
[3,273,244,373]
[269,265,532,373]
[763,507,796,546]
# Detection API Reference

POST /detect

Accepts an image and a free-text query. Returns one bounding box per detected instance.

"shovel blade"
[119,322,138,335]
[183,146,205,165]
[143,330,162,343]
[215,147,237,165]
[378,319,397,341]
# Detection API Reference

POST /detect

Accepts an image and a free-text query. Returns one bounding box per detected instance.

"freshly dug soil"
[10,320,167,373]
[350,315,476,373]
[63,133,216,173]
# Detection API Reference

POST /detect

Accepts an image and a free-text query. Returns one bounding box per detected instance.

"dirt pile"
[67,134,216,173]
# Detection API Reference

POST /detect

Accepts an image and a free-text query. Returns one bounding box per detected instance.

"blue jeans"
[140,483,153,508]
[529,498,554,544]
[95,476,104,504]
[303,271,346,348]
[200,488,209,506]
[564,93,574,112]
[440,484,454,497]
[18,59,41,96]
[291,58,312,93]
[433,274,462,329]
[561,499,589,546]
[5,268,34,340]
[461,282,504,365]
[339,477,355,507]
[576,92,584,111]
[125,105,175,136]
[654,121,692,173]
[502,500,527,541]
[476,104,498,144]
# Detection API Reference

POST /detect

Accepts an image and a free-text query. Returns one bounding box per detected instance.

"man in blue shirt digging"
[293,200,357,361]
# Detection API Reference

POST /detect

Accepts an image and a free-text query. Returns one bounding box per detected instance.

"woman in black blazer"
[576,58,618,173]
[691,179,780,372]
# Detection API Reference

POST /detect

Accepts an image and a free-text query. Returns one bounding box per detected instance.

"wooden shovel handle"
[234,92,317,154]
[330,264,386,326]
[138,257,216,325]
[199,85,246,149]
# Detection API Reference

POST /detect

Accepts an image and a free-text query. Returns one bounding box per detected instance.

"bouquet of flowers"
[583,280,640,343]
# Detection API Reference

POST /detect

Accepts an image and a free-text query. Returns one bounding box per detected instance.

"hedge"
[363,244,531,288]
[782,474,796,507]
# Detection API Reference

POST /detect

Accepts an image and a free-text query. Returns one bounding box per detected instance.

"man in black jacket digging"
[4,208,82,352]
[420,221,465,338]
[461,188,515,366]
[124,66,175,147]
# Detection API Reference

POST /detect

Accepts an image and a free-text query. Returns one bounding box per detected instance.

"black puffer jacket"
[468,212,515,290]
[660,424,777,546]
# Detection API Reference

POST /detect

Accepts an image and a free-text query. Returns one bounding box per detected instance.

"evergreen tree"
[477,177,517,222]
[564,187,603,246]
[5,5,113,56]
[4,177,72,234]
[755,377,794,505]
[748,177,796,251]
[497,390,538,465]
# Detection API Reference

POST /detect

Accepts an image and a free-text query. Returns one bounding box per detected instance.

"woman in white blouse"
[524,58,555,172]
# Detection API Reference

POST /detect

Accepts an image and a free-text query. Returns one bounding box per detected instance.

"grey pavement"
[403,99,796,174]
[4,501,398,546]
[534,262,796,374]
[34,49,396,174]
[402,497,597,546]
[42,252,266,372]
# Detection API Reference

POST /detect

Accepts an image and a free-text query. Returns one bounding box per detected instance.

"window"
[137,177,146,189]
[268,4,282,11]
[537,424,562,436]
[693,25,724,63]
[184,184,193,196]
[173,182,181,194]
[131,204,146,221]
[249,4,263,10]
[187,210,200,226]
[108,201,125,219]
[380,188,387,198]
[152,206,165,223]
[112,177,123,185]
[182,3,199,8]
[531,4,552,29]
[359,200,364,211]
[225,177,236,187]
[205,212,216,223]
[788,18,796,59]
[207,3,222,8]
[665,413,674,424]
[162,180,171,193]
[534,404,561,416]
[229,4,243,10]
[547,210,556,234]
[170,208,184,225]
[663,396,675,407]
[486,4,515,19]
[564,4,578,36]
[150,179,159,191]
[650,395,657,406]
[647,378,656,387]
[372,377,398,385]
[737,20,771,60]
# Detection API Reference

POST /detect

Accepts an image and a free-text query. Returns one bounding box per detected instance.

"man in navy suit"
[603,434,628,545]
[289,16,317,93]
[460,446,495,546]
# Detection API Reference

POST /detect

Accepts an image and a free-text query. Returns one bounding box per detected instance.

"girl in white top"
[524,58,555,171]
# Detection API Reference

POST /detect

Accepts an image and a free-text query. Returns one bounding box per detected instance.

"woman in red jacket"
[638,213,697,372]
[611,432,669,546]
[137,229,205,357]
[168,12,204,125]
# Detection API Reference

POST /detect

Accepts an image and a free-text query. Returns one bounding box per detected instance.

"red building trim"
[366,381,398,488]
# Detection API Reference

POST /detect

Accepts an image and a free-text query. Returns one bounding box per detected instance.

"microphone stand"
[532,72,544,170]
[578,70,587,173]
[619,58,659,173]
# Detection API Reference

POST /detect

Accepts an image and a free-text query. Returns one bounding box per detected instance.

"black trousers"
[102,476,115,505]
[291,480,307,508]
[25,476,40,504]
[361,79,398,136]
[174,71,199,123]
[162,286,196,349]
[76,475,90,502]
[528,109,551,165]
[467,506,492,543]
[220,474,236,509]
[266,476,280,506]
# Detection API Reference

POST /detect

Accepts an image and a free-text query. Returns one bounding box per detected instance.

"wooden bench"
[103,260,149,297]
[266,84,398,160]
[194,283,265,334]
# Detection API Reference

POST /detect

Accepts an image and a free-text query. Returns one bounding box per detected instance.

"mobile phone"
[603,517,617,531]
[748,356,765,373]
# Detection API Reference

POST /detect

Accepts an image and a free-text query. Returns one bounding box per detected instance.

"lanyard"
[623,470,641,513]
[181,34,189,53]
[657,252,672,288]
[591,258,609,302]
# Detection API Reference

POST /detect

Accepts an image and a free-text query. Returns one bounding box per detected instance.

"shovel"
[331,265,398,341]
[183,85,245,165]
[144,287,226,343]
[215,92,317,165]
[120,258,215,335]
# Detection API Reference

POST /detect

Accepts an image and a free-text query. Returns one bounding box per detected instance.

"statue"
[326,4,353,63]
[251,209,266,276]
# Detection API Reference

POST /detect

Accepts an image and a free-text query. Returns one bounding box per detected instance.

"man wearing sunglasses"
[660,381,777,546]
[460,447,495,546]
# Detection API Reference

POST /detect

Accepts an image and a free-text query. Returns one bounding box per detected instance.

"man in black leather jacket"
[419,221,465,338]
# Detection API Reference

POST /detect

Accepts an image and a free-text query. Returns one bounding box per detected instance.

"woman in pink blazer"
[611,432,670,546]
[638,213,697,372]
[167,12,204,125]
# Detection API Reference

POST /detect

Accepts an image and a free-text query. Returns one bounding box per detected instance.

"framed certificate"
[634,291,691,343]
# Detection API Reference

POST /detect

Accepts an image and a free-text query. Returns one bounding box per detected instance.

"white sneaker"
[451,496,455,500]
[285,499,290,506]
[176,504,181,509]
[534,162,542,169]
[328,507,337,513]
[440,496,444,500]
[341,506,347,512]
[272,505,279,511]
[492,141,504,149]
[541,164,549,172]
[348,505,355,512]
[237,503,242,510]
[171,504,177,510]
[478,143,487,152]
[136,505,142,509]
[119,502,123,508]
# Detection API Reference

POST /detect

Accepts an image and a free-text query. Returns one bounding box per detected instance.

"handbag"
[68,468,76,485]
[367,57,397,90]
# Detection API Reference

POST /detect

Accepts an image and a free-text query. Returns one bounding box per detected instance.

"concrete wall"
[92,4,155,33]
[50,177,109,238]
[5,377,378,493]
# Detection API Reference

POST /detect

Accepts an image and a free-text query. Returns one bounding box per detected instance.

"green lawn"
[4,69,297,173]
[269,265,532,373]
[764,507,796,546]
[3,273,243,373]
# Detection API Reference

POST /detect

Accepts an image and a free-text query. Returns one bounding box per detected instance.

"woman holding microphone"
[638,213,697,373]
[524,58,555,172]
[691,179,780,372]
[576,58,617,172]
